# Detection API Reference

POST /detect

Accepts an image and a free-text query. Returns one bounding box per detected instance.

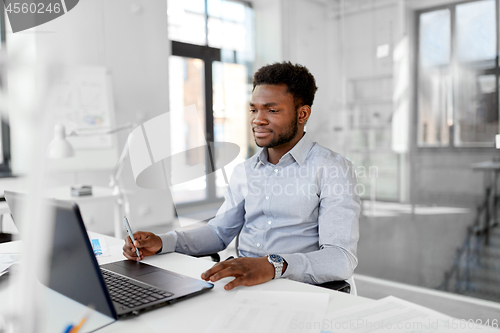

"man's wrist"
[267,254,287,279]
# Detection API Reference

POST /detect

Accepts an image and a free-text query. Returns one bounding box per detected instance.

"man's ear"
[297,105,311,125]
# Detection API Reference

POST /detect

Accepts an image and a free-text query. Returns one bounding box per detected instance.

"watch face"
[268,254,283,264]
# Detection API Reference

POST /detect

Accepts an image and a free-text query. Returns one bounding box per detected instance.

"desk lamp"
[47,122,134,189]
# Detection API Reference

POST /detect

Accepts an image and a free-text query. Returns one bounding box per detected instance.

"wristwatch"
[267,254,284,279]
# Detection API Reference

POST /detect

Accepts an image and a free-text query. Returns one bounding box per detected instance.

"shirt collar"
[254,132,314,169]
[287,132,314,167]
[255,149,268,169]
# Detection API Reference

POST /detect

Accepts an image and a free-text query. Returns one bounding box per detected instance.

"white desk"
[0,185,124,238]
[0,233,374,333]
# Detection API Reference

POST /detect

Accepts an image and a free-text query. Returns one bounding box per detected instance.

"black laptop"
[5,191,213,319]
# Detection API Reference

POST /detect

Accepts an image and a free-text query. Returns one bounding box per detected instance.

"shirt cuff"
[280,253,301,280]
[158,231,177,254]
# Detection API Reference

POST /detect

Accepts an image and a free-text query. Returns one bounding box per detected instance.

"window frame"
[169,0,253,209]
[415,0,500,151]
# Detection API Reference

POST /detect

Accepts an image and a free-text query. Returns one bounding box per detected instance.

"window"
[0,4,11,176]
[167,0,254,206]
[417,0,499,147]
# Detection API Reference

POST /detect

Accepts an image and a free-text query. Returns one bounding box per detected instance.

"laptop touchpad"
[103,261,184,287]
[137,271,183,286]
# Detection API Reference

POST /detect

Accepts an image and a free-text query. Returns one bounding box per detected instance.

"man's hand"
[201,257,278,290]
[122,231,162,261]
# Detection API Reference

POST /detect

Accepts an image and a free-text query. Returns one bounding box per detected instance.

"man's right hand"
[122,231,163,261]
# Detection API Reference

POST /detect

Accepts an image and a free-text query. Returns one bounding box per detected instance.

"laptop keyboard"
[101,269,173,309]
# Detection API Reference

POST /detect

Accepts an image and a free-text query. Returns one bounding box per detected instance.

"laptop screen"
[5,191,116,318]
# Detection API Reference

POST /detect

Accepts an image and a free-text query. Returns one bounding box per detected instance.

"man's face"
[249,84,299,149]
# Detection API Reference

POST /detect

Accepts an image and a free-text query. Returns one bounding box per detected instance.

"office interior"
[1,0,500,325]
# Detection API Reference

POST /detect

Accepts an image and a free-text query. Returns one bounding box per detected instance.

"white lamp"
[47,122,135,160]
[47,123,75,158]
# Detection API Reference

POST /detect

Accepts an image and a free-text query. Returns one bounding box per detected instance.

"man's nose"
[252,111,267,125]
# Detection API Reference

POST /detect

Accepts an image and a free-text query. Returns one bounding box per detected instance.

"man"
[123,62,360,291]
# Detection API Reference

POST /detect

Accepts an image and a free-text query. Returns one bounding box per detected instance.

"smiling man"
[123,62,360,291]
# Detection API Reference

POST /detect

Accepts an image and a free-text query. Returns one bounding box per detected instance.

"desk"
[0,184,124,238]
[0,233,373,333]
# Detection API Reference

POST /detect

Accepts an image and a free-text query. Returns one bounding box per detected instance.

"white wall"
[6,0,175,234]
[282,0,330,150]
[252,0,283,69]
[252,0,331,151]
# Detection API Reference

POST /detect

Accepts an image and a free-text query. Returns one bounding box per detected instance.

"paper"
[0,254,21,277]
[205,291,330,333]
[51,66,114,149]
[322,296,500,333]
[90,238,110,257]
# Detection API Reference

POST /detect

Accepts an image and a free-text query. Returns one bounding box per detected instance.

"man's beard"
[255,112,299,149]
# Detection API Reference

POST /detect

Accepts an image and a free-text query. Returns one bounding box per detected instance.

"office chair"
[192,252,221,263]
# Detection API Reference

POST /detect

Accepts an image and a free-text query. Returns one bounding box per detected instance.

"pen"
[69,317,86,333]
[68,304,94,333]
[123,216,141,258]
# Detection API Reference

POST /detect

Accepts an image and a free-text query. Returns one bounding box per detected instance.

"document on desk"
[322,296,500,333]
[205,290,329,333]
[0,254,21,277]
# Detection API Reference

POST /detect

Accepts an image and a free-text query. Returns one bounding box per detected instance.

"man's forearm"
[281,246,357,284]
[158,225,226,256]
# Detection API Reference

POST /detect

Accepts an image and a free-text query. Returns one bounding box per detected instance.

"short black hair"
[253,62,318,108]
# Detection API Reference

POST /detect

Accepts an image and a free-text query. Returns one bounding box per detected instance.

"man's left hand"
[201,257,276,290]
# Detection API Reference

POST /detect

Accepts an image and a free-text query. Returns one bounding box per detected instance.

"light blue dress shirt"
[159,133,360,284]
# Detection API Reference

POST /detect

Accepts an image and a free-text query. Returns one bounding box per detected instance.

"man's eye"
[269,110,278,113]
[249,109,256,113]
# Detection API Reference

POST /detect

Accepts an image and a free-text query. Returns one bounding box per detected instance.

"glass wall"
[417,0,500,147]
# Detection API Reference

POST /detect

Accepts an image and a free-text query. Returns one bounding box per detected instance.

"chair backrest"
[347,276,357,295]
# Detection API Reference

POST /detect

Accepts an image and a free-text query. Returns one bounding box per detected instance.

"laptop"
[5,191,214,319]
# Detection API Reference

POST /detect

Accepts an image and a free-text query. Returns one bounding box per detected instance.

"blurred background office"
[1,0,499,307]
